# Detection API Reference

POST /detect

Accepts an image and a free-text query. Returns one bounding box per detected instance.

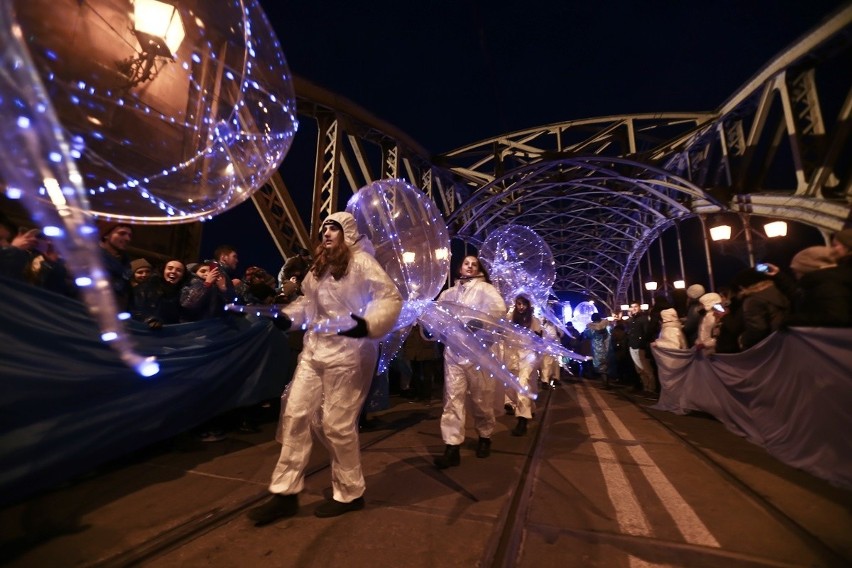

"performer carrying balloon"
[434,255,507,468]
[503,294,543,436]
[247,212,402,525]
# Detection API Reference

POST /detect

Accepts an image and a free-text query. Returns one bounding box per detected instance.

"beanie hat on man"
[130,258,152,273]
[834,228,852,250]
[790,246,835,274]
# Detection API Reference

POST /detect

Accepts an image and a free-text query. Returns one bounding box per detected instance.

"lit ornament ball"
[478,224,556,307]
[346,178,450,328]
[572,301,599,333]
[12,0,298,223]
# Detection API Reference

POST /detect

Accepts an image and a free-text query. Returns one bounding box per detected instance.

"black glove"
[338,314,369,338]
[273,312,292,332]
[465,319,485,333]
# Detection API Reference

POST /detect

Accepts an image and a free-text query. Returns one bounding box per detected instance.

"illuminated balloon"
[9,0,297,222]
[479,224,555,308]
[0,0,296,375]
[346,179,450,372]
[572,301,599,333]
[346,179,450,316]
[479,223,571,334]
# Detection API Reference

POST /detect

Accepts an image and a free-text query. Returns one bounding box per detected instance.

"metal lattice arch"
[250,5,852,307]
[434,4,852,306]
[446,156,722,306]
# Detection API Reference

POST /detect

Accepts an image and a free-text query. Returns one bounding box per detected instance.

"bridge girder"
[252,6,852,303]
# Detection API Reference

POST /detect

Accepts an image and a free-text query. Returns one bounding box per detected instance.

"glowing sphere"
[346,179,450,328]
[478,224,555,307]
[10,0,297,223]
[572,301,598,333]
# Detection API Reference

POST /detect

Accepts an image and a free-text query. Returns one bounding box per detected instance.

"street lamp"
[764,221,788,238]
[709,224,732,241]
[116,0,186,88]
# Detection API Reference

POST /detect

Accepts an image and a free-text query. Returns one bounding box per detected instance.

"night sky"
[202,0,848,279]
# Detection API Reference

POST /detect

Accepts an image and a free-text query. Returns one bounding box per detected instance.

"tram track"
[88,413,420,568]
[626,388,850,568]
[76,378,849,567]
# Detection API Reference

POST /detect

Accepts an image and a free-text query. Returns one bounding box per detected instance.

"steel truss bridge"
[252,5,852,308]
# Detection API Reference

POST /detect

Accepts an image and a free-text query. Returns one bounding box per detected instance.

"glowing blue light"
[101,331,118,342]
[136,358,160,378]
[75,276,93,286]
[6,187,22,199]
[42,225,63,237]
[16,116,30,128]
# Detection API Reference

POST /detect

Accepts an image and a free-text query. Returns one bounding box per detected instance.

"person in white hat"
[682,283,706,347]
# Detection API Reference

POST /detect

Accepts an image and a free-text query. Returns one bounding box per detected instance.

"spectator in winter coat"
[785,245,852,327]
[732,269,790,350]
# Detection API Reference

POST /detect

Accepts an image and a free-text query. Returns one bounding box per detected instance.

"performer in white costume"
[539,319,563,387]
[503,295,542,436]
[248,212,402,525]
[434,255,507,468]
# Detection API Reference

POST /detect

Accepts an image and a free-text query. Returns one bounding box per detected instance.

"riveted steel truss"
[249,76,462,258]
[251,6,851,301]
[434,5,852,304]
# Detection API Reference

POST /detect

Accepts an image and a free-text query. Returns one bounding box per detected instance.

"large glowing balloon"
[346,178,451,371]
[479,224,555,308]
[9,0,297,223]
[0,0,297,375]
[346,179,450,324]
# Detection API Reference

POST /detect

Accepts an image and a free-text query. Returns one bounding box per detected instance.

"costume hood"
[660,308,679,323]
[323,212,361,247]
[699,292,722,310]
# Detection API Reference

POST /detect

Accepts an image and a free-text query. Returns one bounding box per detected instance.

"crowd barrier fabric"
[652,327,852,489]
[0,277,292,506]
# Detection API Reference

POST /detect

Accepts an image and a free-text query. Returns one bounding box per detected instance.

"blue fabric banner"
[0,277,292,506]
[652,327,852,489]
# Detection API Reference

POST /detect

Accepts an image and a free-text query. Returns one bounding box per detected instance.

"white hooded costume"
[437,273,507,445]
[696,292,722,353]
[503,299,542,420]
[269,212,402,503]
[656,307,687,350]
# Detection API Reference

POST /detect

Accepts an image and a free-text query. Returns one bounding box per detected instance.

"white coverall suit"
[504,315,542,420]
[437,277,507,445]
[539,321,562,384]
[269,212,402,503]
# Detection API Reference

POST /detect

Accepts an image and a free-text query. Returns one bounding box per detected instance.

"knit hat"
[698,292,722,310]
[790,246,835,274]
[686,284,705,300]
[130,258,152,273]
[833,228,852,250]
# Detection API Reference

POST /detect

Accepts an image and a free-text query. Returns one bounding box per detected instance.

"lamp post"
[709,214,788,268]
[117,0,186,88]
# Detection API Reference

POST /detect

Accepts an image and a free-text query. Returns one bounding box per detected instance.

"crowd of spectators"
[4,207,850,436]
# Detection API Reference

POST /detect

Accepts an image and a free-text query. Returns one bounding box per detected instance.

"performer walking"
[248,212,402,525]
[434,255,507,468]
